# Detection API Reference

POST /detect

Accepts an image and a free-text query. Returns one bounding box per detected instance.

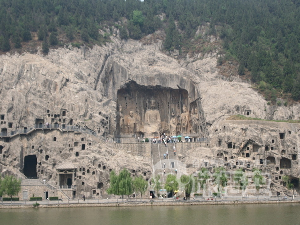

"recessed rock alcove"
[116,81,202,137]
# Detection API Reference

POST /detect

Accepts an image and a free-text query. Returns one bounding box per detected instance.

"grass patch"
[227,115,300,123]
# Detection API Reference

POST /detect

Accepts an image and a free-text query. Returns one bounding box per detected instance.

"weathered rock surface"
[0,32,300,198]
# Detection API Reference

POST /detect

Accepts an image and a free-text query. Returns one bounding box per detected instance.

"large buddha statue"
[144,98,161,136]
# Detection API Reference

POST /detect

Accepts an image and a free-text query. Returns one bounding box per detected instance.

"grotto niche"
[116,81,202,138]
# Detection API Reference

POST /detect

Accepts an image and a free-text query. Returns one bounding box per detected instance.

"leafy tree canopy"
[1,175,21,199]
[107,169,133,198]
[164,174,178,196]
[133,175,148,199]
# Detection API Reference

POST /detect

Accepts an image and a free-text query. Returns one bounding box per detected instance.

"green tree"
[1,36,11,52]
[0,176,3,197]
[22,30,32,42]
[13,35,21,49]
[133,175,148,199]
[88,21,99,40]
[150,175,161,197]
[66,26,74,41]
[164,16,176,51]
[107,169,133,199]
[233,169,248,191]
[2,175,21,200]
[119,27,128,40]
[49,32,58,46]
[292,77,300,101]
[132,10,144,27]
[198,168,210,190]
[38,26,47,41]
[238,63,245,75]
[164,174,178,197]
[213,167,227,193]
[48,21,57,32]
[128,22,142,40]
[180,174,193,198]
[57,8,68,26]
[81,29,89,42]
[252,168,265,196]
[42,37,49,54]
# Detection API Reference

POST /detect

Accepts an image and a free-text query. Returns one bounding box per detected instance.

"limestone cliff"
[0,32,300,199]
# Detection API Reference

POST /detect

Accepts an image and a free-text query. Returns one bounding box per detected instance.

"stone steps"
[151,142,181,184]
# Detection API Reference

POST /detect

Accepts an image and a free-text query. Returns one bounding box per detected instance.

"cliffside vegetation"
[1,0,300,101]
[227,115,300,123]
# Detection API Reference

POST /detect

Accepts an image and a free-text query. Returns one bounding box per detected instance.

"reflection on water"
[1,204,300,225]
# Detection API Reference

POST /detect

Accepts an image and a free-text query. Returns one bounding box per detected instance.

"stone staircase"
[151,142,182,184]
[57,189,72,201]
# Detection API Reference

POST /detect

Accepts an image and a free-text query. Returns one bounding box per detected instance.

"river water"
[1,204,300,225]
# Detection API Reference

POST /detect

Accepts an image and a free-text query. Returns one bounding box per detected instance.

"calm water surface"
[1,204,300,225]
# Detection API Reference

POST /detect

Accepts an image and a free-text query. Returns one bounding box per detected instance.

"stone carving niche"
[116,81,202,137]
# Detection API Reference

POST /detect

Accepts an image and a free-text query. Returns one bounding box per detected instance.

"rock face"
[0,33,300,199]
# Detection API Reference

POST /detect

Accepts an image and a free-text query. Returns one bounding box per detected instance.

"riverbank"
[1,198,300,209]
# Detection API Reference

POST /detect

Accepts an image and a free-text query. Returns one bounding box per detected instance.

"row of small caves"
[214,131,299,191]
[0,107,111,139]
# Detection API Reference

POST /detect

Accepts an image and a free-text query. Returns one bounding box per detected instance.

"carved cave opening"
[59,173,73,188]
[291,177,299,189]
[280,158,291,169]
[23,155,37,178]
[1,128,7,136]
[253,144,259,152]
[97,182,103,189]
[266,156,276,165]
[279,133,285,139]
[116,81,202,137]
[35,118,44,128]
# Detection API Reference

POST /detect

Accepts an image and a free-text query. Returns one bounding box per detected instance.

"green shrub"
[30,197,42,201]
[33,202,40,208]
[258,81,267,91]
[2,197,19,201]
[145,138,149,142]
[71,42,81,48]
[49,197,59,200]
[194,193,203,196]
